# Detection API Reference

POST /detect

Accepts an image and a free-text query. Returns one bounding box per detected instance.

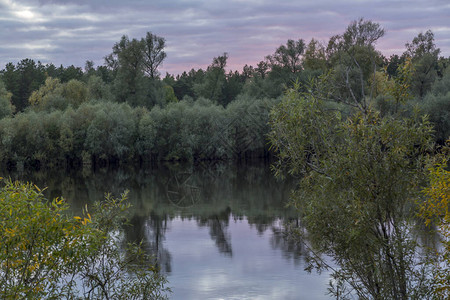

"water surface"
[3,161,332,299]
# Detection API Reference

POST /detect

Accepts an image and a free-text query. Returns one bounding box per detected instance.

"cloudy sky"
[1,0,449,75]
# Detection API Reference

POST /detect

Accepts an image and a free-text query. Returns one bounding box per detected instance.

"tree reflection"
[269,219,308,265]
[2,161,309,271]
[124,213,172,273]
[197,207,233,256]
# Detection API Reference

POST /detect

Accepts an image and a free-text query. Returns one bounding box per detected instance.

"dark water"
[3,161,332,299]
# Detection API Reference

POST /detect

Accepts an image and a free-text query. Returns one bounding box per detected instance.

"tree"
[29,78,88,111]
[58,65,83,83]
[0,179,169,299]
[404,30,440,98]
[419,158,450,299]
[194,53,228,106]
[86,75,113,101]
[269,84,435,298]
[142,32,167,79]
[268,19,438,296]
[405,30,440,59]
[28,77,62,108]
[105,32,168,107]
[110,35,145,103]
[268,39,305,74]
[0,80,14,119]
[62,79,88,107]
[342,18,385,48]
[303,38,327,71]
[324,19,385,112]
[384,54,405,78]
[1,59,46,112]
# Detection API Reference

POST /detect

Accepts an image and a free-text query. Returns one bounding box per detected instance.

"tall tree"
[142,32,167,79]
[325,18,385,112]
[405,30,440,59]
[303,38,327,71]
[1,59,46,111]
[0,80,14,119]
[194,53,228,105]
[108,35,145,104]
[404,30,440,98]
[267,39,305,74]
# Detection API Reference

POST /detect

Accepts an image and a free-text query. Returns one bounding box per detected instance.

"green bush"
[0,179,169,299]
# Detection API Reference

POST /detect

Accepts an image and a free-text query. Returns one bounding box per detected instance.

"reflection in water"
[197,207,233,256]
[270,223,307,264]
[124,213,172,273]
[1,161,333,299]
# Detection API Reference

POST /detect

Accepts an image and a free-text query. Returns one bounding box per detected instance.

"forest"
[0,20,449,169]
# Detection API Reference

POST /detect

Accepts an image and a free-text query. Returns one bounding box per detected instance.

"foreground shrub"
[0,179,169,299]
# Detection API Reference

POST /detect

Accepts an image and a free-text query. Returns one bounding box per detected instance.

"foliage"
[1,59,46,112]
[193,53,229,106]
[142,32,167,79]
[29,77,62,107]
[372,57,414,116]
[405,30,440,59]
[0,179,169,299]
[29,77,89,111]
[269,82,435,298]
[0,19,448,168]
[418,92,450,143]
[0,80,14,119]
[419,160,450,298]
[267,39,305,74]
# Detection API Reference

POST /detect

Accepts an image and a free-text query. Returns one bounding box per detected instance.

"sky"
[1,0,449,75]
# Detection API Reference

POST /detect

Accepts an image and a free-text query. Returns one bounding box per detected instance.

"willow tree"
[270,83,436,299]
[420,160,450,298]
[269,19,437,299]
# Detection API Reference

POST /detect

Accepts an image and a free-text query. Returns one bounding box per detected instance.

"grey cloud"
[1,0,449,74]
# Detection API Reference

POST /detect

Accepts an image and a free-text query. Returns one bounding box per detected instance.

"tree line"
[0,23,449,168]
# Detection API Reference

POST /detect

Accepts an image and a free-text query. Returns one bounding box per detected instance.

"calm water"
[3,161,332,299]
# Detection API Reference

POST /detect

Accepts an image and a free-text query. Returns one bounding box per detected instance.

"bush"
[0,179,169,299]
[419,92,450,143]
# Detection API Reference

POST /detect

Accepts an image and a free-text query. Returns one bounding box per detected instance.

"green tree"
[268,39,305,74]
[419,159,450,299]
[0,80,14,119]
[1,59,46,111]
[269,85,435,298]
[84,102,137,163]
[325,19,385,112]
[405,30,440,59]
[86,75,113,101]
[303,38,327,72]
[194,53,228,106]
[110,35,145,104]
[404,30,440,98]
[28,77,63,108]
[142,32,167,79]
[61,79,88,107]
